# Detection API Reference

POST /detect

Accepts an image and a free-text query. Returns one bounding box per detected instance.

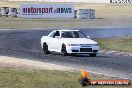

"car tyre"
[89,53,96,57]
[61,44,68,56]
[43,43,50,54]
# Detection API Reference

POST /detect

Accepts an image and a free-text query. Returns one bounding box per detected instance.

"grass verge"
[97,36,132,52]
[0,68,131,88]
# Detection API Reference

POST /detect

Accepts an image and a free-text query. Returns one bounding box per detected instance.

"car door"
[48,31,61,52]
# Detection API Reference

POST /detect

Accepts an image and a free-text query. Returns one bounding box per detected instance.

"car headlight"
[68,44,80,46]
[92,44,99,46]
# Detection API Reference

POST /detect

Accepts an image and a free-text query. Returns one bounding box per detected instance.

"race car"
[41,29,99,57]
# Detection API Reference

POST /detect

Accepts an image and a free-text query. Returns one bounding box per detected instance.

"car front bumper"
[66,46,99,54]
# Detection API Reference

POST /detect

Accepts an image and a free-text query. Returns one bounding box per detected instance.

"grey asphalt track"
[0,29,132,79]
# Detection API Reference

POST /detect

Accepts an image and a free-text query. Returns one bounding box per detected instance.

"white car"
[41,29,99,57]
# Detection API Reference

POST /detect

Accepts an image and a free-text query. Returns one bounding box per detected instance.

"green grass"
[0,68,131,88]
[0,68,80,88]
[0,17,132,29]
[97,37,132,52]
[0,17,112,29]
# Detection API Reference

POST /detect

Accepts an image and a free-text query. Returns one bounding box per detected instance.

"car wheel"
[89,53,96,57]
[61,44,68,56]
[43,43,50,54]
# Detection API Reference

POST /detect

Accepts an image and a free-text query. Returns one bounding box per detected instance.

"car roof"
[55,29,79,31]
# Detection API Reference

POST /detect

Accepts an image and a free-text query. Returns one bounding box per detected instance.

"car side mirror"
[55,36,60,39]
[87,36,90,39]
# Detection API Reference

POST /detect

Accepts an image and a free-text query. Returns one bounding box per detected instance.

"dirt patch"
[0,55,77,71]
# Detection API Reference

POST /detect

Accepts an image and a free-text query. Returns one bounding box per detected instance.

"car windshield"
[61,31,87,38]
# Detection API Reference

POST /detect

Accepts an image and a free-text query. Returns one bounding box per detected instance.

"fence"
[76,9,95,19]
[0,7,96,19]
[0,7,18,17]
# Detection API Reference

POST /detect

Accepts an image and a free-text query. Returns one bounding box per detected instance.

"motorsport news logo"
[78,68,131,86]
[23,7,72,14]
[110,0,132,3]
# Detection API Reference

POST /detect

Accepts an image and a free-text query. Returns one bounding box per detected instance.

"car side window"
[53,31,60,38]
